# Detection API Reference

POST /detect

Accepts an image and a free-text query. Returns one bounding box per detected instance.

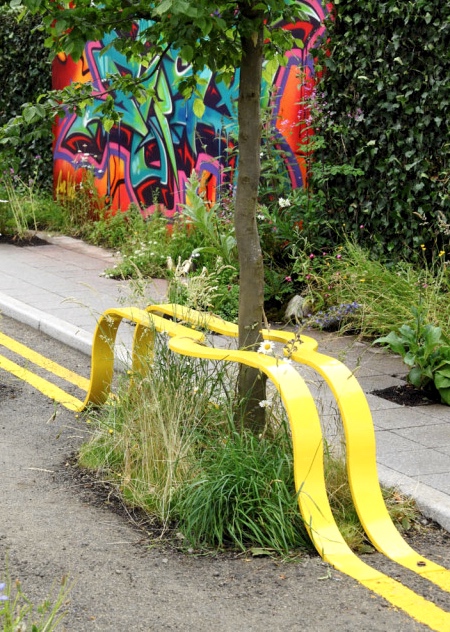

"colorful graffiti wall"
[52,1,328,217]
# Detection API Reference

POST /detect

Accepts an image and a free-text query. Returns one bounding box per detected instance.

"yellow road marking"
[0,353,83,411]
[0,331,90,391]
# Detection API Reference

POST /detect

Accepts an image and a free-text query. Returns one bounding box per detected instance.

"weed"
[0,559,71,632]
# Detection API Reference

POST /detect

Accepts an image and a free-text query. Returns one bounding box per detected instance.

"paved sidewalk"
[1,233,450,532]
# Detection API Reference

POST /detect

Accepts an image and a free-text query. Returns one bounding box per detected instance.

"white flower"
[259,399,272,408]
[257,340,274,355]
[278,197,291,208]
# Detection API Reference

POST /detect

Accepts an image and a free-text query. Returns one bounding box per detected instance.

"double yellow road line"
[0,331,88,410]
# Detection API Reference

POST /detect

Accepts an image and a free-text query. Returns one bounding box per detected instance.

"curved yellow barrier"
[3,303,450,629]
[145,304,450,591]
[168,333,450,631]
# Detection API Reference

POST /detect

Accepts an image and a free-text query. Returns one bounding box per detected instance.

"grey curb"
[0,291,92,356]
[378,464,450,532]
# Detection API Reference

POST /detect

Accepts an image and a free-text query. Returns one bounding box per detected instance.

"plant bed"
[372,382,441,407]
[0,232,49,247]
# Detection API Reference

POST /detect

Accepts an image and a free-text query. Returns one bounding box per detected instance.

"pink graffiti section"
[52,1,328,216]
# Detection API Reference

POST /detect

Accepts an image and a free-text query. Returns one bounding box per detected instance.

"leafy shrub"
[375,306,450,405]
[0,6,53,186]
[311,0,450,259]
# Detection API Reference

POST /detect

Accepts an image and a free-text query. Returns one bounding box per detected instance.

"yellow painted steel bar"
[168,334,450,632]
[0,331,90,391]
[0,353,83,411]
[146,303,319,351]
[289,344,450,592]
[81,306,205,410]
[146,304,450,590]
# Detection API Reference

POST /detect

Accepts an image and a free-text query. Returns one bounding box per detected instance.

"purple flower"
[336,254,342,260]
[285,276,292,282]
[309,253,315,259]
[0,582,8,602]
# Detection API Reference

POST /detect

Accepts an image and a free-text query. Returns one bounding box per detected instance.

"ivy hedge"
[0,6,52,184]
[312,0,450,259]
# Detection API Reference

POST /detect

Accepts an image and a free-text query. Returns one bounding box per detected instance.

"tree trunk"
[234,19,266,434]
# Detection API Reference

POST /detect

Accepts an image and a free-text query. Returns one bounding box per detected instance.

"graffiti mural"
[52,1,328,217]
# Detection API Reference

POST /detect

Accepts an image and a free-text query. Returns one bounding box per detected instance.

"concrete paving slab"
[371,406,448,430]
[394,423,450,449]
[375,430,424,455]
[378,447,450,477]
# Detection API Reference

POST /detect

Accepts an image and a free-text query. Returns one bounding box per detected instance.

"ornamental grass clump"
[296,241,450,339]
[174,421,311,553]
[79,334,233,528]
[78,329,420,554]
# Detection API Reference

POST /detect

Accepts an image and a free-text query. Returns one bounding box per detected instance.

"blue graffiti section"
[53,2,326,214]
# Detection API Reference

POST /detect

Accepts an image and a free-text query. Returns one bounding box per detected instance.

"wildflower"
[336,254,342,260]
[284,276,292,282]
[257,340,274,354]
[278,197,291,208]
[259,399,272,408]
[0,582,8,602]
[439,251,445,257]
[420,244,426,250]
[360,278,366,283]
[359,224,364,229]
[309,253,315,259]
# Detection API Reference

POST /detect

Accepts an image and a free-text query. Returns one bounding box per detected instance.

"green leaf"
[423,324,443,348]
[193,98,205,119]
[179,44,194,63]
[373,332,406,356]
[153,0,172,16]
[408,367,425,388]
[434,372,450,390]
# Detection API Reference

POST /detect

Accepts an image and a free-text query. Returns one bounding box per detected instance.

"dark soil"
[372,382,441,406]
[0,233,49,247]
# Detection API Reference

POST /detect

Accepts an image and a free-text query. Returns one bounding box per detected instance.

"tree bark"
[234,18,266,433]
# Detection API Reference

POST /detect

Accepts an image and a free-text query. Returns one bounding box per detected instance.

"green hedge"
[0,6,52,185]
[312,0,450,259]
